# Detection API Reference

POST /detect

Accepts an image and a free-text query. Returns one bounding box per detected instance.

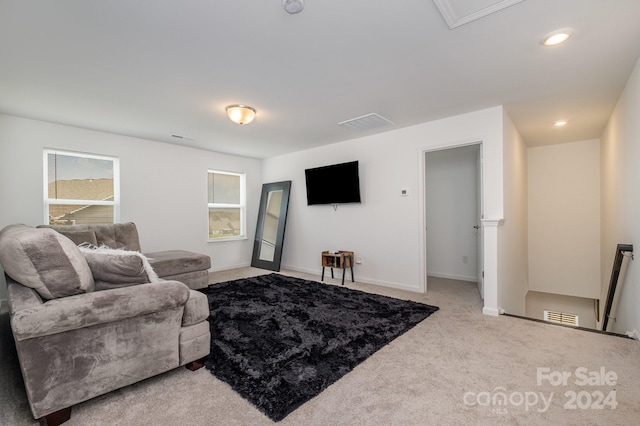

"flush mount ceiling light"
[541,28,573,46]
[283,0,304,14]
[554,120,568,127]
[226,105,256,125]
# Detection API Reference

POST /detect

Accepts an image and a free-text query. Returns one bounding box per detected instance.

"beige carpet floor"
[1,267,639,425]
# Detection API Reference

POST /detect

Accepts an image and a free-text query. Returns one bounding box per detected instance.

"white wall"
[425,145,479,282]
[600,58,640,335]
[498,110,528,315]
[1,107,508,315]
[528,139,601,299]
[262,106,505,315]
[0,114,262,299]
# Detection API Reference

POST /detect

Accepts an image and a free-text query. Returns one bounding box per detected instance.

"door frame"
[476,144,484,299]
[418,140,484,294]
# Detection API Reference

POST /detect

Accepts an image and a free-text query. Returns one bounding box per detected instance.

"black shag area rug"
[202,273,439,421]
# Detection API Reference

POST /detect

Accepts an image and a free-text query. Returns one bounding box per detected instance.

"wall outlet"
[355,257,363,264]
[462,255,468,264]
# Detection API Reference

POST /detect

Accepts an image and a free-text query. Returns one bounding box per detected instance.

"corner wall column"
[481,219,503,316]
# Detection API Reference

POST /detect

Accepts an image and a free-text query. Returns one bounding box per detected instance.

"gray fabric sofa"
[39,222,211,290]
[0,224,211,425]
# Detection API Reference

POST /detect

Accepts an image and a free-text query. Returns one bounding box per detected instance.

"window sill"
[208,236,248,243]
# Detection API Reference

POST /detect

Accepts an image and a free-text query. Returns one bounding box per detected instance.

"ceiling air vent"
[433,0,525,29]
[544,310,579,327]
[338,113,394,132]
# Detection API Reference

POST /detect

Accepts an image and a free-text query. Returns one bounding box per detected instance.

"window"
[44,149,120,225]
[208,170,246,240]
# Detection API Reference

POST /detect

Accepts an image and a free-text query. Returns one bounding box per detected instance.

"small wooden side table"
[321,251,354,285]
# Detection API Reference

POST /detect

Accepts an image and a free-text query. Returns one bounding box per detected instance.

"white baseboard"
[282,265,423,293]
[281,264,317,276]
[427,271,478,283]
[483,306,500,316]
[210,262,252,272]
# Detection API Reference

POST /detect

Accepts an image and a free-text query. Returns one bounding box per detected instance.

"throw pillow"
[0,224,95,300]
[78,245,160,287]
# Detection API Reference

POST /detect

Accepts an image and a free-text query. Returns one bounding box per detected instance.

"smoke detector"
[283,0,304,14]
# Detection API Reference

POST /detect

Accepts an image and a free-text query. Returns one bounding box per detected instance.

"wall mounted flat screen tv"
[305,161,361,205]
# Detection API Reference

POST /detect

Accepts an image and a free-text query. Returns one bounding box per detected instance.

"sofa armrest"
[10,281,190,341]
[7,282,44,312]
[182,290,210,326]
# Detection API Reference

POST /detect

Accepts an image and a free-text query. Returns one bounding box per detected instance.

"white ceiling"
[1,0,639,159]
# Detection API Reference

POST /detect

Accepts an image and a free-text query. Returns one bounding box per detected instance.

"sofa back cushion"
[55,229,98,246]
[39,222,142,251]
[0,224,95,299]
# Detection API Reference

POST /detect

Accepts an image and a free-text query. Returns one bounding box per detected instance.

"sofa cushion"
[0,224,95,300]
[159,270,209,290]
[39,222,142,251]
[145,250,211,277]
[78,245,160,286]
[58,229,98,246]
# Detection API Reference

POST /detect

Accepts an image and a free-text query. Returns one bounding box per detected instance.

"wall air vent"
[544,310,579,327]
[338,113,394,132]
[171,134,195,141]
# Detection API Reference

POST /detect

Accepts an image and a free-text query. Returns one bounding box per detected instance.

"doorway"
[424,144,483,296]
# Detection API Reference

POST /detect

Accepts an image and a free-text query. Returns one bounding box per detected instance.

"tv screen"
[305,161,361,205]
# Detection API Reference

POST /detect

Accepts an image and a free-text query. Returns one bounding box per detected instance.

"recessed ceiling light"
[283,0,304,14]
[554,120,568,127]
[541,29,573,46]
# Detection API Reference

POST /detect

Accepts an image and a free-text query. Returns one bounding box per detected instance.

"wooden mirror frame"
[251,181,292,271]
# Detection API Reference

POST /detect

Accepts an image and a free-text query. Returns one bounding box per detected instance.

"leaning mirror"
[251,181,292,271]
